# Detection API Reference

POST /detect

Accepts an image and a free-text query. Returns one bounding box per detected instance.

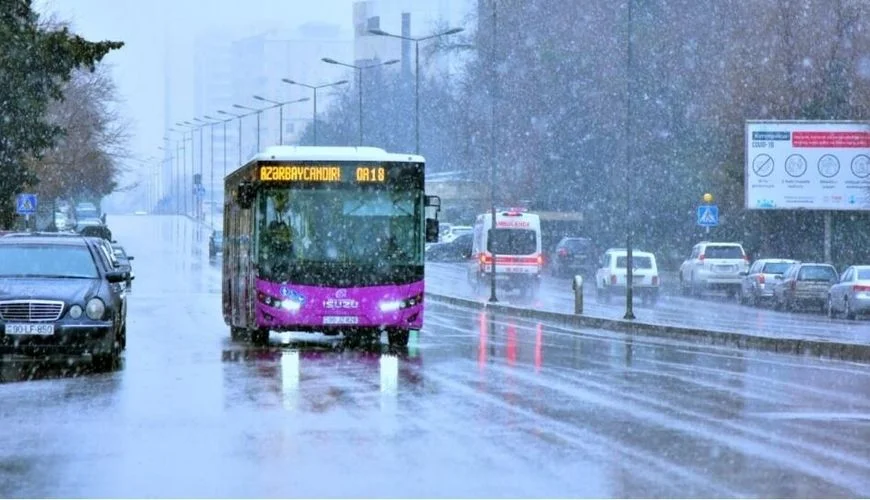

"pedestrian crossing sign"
[697,204,719,227]
[16,193,37,215]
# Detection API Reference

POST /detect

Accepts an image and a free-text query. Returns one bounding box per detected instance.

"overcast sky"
[33,0,358,202]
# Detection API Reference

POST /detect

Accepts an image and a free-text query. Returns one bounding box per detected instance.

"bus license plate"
[323,316,359,325]
[4,323,55,336]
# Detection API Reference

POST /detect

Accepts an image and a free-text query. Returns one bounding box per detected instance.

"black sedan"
[0,236,129,369]
[425,232,473,262]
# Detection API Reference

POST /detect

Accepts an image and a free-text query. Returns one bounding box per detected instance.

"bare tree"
[28,64,131,206]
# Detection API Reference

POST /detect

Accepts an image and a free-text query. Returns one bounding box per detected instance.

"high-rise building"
[185,23,353,210]
[353,0,471,74]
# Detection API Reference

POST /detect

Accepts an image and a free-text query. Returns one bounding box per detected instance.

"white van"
[468,209,543,297]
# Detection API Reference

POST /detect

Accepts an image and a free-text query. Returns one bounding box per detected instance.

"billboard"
[745,120,870,210]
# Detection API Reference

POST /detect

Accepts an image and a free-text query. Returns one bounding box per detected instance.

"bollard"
[572,275,584,315]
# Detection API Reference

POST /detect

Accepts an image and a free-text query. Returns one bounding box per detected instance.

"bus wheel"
[387,329,410,348]
[250,328,269,346]
[230,326,245,342]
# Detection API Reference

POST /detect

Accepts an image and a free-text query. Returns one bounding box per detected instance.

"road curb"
[425,293,870,363]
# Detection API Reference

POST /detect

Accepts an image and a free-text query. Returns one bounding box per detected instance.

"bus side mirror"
[425,218,439,243]
[237,183,255,209]
[424,195,441,210]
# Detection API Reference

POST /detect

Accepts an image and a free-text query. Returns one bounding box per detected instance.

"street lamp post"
[173,123,191,216]
[218,109,245,166]
[252,95,311,145]
[233,103,266,153]
[321,57,400,146]
[182,121,198,217]
[194,118,209,221]
[168,131,182,215]
[368,27,463,154]
[281,78,348,146]
[624,0,636,320]
[487,1,498,302]
[203,115,221,228]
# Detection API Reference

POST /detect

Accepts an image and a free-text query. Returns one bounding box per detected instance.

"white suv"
[595,248,660,306]
[679,241,749,298]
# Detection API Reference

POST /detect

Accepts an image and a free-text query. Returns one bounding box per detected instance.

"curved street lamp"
[281,78,348,146]
[368,27,463,154]
[252,95,311,145]
[321,57,400,146]
[233,103,269,153]
[217,109,247,166]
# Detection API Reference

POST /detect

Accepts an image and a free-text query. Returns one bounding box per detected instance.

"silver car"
[827,265,870,320]
[738,258,797,306]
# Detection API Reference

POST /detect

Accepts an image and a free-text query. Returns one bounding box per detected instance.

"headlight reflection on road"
[379,353,399,436]
[478,311,488,371]
[280,350,300,411]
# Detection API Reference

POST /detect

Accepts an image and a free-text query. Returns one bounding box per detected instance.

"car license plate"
[4,323,55,336]
[715,265,734,272]
[323,316,359,325]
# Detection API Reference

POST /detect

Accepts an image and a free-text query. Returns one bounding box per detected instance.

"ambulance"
[468,209,543,297]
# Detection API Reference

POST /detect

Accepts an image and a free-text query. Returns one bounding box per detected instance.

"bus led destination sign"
[259,164,387,183]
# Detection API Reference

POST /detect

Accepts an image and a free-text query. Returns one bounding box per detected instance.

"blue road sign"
[697,204,719,227]
[16,193,37,215]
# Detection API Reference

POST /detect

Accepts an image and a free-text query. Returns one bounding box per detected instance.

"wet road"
[1,215,870,497]
[426,262,870,345]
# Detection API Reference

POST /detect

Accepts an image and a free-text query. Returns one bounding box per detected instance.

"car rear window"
[489,228,537,255]
[616,256,653,269]
[0,245,98,278]
[798,266,837,281]
[705,246,744,259]
[563,239,592,252]
[858,269,870,280]
[762,262,792,274]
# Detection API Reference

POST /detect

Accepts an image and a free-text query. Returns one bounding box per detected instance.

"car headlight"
[69,305,83,319]
[85,298,106,320]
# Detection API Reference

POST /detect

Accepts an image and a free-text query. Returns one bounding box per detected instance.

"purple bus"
[222,146,441,347]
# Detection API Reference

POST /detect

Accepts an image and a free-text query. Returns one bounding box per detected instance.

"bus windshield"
[256,186,423,286]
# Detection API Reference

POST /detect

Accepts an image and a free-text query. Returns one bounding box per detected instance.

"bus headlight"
[379,293,423,313]
[379,300,402,313]
[280,299,302,312]
[85,298,106,320]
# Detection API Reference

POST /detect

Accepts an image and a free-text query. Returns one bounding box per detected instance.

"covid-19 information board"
[745,120,870,211]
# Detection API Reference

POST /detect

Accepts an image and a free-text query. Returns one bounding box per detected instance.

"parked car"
[595,248,660,306]
[78,221,112,241]
[3,232,131,293]
[0,236,129,369]
[209,230,223,259]
[827,265,870,320]
[772,262,839,313]
[425,232,472,262]
[441,225,472,243]
[111,242,135,290]
[738,258,798,306]
[679,241,749,297]
[549,236,596,279]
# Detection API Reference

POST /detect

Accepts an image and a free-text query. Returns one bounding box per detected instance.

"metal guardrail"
[425,292,870,364]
